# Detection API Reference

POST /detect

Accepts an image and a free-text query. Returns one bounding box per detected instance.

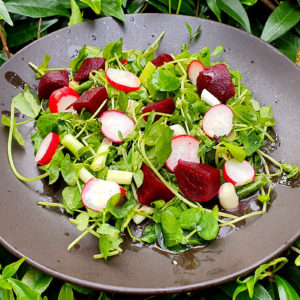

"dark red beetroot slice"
[74,57,106,82]
[174,160,220,202]
[137,164,175,206]
[38,70,69,100]
[142,97,175,121]
[197,64,235,102]
[152,53,173,67]
[70,86,108,117]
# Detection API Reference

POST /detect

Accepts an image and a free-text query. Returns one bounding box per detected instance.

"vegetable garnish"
[3,24,299,260]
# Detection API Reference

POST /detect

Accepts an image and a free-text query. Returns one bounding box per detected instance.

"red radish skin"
[187,60,205,86]
[121,58,127,65]
[70,86,108,117]
[74,57,106,82]
[137,164,175,206]
[152,53,173,67]
[100,110,135,143]
[38,70,69,100]
[202,104,233,139]
[142,97,175,121]
[223,159,255,187]
[49,87,79,113]
[197,64,235,102]
[165,135,199,172]
[174,160,220,202]
[105,68,141,93]
[35,132,59,165]
[81,178,125,212]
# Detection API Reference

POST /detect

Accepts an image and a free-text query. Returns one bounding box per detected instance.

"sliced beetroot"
[174,160,220,202]
[142,97,175,121]
[70,86,108,117]
[38,70,69,100]
[74,57,106,82]
[197,64,235,102]
[137,164,175,206]
[152,53,173,67]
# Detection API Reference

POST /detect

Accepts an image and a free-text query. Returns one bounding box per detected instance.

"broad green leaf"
[69,44,87,73]
[99,234,110,261]
[35,54,50,79]
[22,268,53,294]
[237,283,272,300]
[2,257,26,279]
[106,194,135,219]
[0,49,8,65]
[0,0,12,25]
[126,0,146,13]
[223,142,246,162]
[36,114,59,137]
[101,0,126,22]
[7,278,40,300]
[206,0,221,22]
[197,211,219,240]
[150,69,181,92]
[62,186,83,213]
[295,255,300,266]
[141,224,157,243]
[241,0,257,5]
[68,0,83,26]
[179,208,202,231]
[274,275,300,300]
[0,278,11,290]
[102,38,123,60]
[81,0,100,14]
[58,283,74,300]
[148,0,168,13]
[61,154,77,186]
[212,45,224,56]
[4,0,70,18]
[65,283,93,295]
[154,123,172,164]
[118,91,128,113]
[156,0,194,15]
[261,2,300,43]
[1,114,25,146]
[273,32,300,61]
[6,19,58,48]
[75,212,89,231]
[216,0,251,33]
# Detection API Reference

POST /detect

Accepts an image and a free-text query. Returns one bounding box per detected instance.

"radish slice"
[49,87,79,113]
[187,60,205,86]
[35,132,59,165]
[165,135,199,172]
[201,89,221,106]
[218,182,239,210]
[223,159,255,187]
[81,178,126,212]
[202,104,233,138]
[105,68,141,93]
[170,124,186,136]
[100,110,135,143]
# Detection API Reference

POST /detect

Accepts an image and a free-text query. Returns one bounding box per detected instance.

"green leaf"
[141,224,157,243]
[0,0,13,25]
[101,0,126,22]
[261,2,300,43]
[118,91,128,113]
[126,0,146,13]
[4,0,70,18]
[58,283,74,300]
[273,32,300,61]
[22,268,53,294]
[150,69,181,92]
[61,154,77,186]
[81,0,100,14]
[259,105,275,126]
[0,49,8,65]
[1,114,25,146]
[241,0,257,5]
[274,275,300,300]
[237,283,272,300]
[212,45,224,56]
[35,54,50,79]
[216,0,251,33]
[106,194,135,219]
[103,38,123,60]
[223,142,246,162]
[6,19,58,48]
[206,0,221,22]
[36,114,59,137]
[2,256,26,279]
[239,131,263,157]
[155,123,173,164]
[99,234,110,261]
[0,278,12,290]
[68,0,83,26]
[133,169,144,188]
[197,210,219,240]
[65,283,93,295]
[75,212,89,231]
[69,44,87,73]
[62,186,83,213]
[179,208,202,231]
[13,85,41,118]
[7,278,41,300]
[295,255,300,267]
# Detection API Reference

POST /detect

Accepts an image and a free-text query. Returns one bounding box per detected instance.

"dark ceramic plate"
[0,14,300,294]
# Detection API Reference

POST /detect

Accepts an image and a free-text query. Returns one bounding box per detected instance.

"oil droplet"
[91,35,96,41]
[130,17,134,21]
[5,71,26,89]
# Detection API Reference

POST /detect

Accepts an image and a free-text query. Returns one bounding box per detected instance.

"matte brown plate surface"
[0,14,300,294]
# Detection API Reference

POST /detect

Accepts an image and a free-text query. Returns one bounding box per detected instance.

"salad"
[2,25,298,260]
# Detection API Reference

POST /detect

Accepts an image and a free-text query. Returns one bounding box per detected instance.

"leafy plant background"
[0,0,299,299]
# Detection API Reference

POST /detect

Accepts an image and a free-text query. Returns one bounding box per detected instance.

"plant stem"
[68,223,97,251]
[0,23,10,59]
[38,18,42,40]
[176,0,182,14]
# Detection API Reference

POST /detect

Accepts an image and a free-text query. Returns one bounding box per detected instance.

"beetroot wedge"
[70,86,108,117]
[152,53,173,67]
[197,64,235,102]
[142,97,175,121]
[137,164,174,206]
[74,57,106,82]
[38,70,69,100]
[174,160,220,202]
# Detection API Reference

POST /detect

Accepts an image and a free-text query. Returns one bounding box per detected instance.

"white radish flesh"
[201,89,221,106]
[218,182,239,210]
[187,60,205,86]
[170,124,186,136]
[223,159,255,187]
[165,135,199,172]
[100,110,135,143]
[35,132,59,165]
[202,104,233,138]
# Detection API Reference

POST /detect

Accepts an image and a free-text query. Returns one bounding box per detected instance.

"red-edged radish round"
[187,60,205,86]
[35,132,59,165]
[223,159,255,187]
[165,135,199,172]
[218,182,239,210]
[201,89,221,106]
[100,110,135,143]
[202,104,233,138]
[105,68,141,93]
[49,87,79,113]
[81,178,126,212]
